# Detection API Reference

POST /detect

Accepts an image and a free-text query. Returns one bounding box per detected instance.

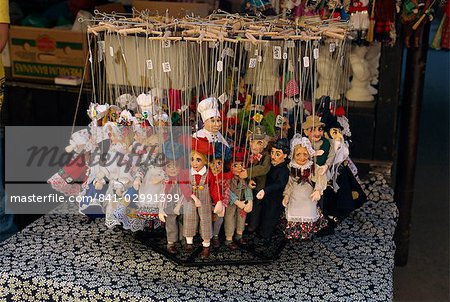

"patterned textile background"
[0,174,397,301]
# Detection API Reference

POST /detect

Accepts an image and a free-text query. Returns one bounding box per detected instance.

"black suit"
[258,160,290,239]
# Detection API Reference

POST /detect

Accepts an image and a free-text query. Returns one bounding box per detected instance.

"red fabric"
[208,171,232,206]
[62,154,88,181]
[164,169,191,199]
[192,137,213,156]
[169,89,182,112]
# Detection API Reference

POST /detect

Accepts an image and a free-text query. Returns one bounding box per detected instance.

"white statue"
[346,46,374,102]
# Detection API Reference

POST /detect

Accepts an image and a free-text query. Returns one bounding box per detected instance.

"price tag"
[254,49,259,56]
[283,52,288,60]
[249,58,257,68]
[162,62,171,72]
[275,115,284,128]
[218,93,228,104]
[273,46,282,60]
[313,48,319,60]
[329,43,336,52]
[146,59,153,70]
[217,60,223,72]
[257,55,262,62]
[303,56,310,68]
[109,46,114,57]
[162,40,171,48]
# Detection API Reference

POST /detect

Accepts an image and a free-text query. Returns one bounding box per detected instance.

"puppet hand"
[244,200,253,213]
[256,189,265,200]
[217,207,225,218]
[191,194,202,207]
[133,178,141,190]
[249,180,256,189]
[234,200,245,209]
[173,202,182,215]
[310,191,321,202]
[314,150,325,157]
[94,179,104,190]
[318,164,328,175]
[214,201,224,214]
[239,169,248,179]
[158,208,167,222]
[282,195,289,207]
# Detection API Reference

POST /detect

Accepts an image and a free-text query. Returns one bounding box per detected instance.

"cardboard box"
[133,0,210,18]
[9,26,89,82]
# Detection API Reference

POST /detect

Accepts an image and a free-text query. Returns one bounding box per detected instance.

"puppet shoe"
[184,244,194,253]
[200,247,210,259]
[167,244,178,254]
[243,201,253,213]
[226,241,238,250]
[211,237,221,248]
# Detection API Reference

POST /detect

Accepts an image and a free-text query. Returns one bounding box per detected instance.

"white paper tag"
[162,62,171,72]
[146,59,153,70]
[254,49,259,56]
[303,56,310,68]
[313,48,319,59]
[273,46,282,60]
[109,46,114,57]
[162,40,171,48]
[329,43,336,52]
[287,40,295,48]
[218,93,228,104]
[275,115,284,128]
[249,58,257,68]
[217,60,223,72]
[257,55,262,62]
[283,52,288,60]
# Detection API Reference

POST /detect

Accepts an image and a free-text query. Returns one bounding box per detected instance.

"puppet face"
[282,117,291,131]
[166,161,180,177]
[203,116,222,133]
[304,126,324,143]
[329,127,343,141]
[293,145,310,166]
[209,158,223,176]
[270,147,287,166]
[191,151,207,172]
[231,161,244,175]
[249,139,266,155]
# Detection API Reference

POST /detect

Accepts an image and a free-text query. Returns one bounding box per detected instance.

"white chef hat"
[136,93,155,113]
[197,97,220,122]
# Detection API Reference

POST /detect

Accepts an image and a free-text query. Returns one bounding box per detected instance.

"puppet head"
[302,115,325,143]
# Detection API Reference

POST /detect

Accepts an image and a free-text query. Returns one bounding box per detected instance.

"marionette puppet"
[224,150,253,249]
[256,138,290,240]
[47,128,93,197]
[321,115,367,224]
[78,104,122,220]
[158,141,190,254]
[302,115,335,176]
[184,137,214,259]
[282,135,328,240]
[193,97,229,147]
[208,142,233,249]
[246,125,271,233]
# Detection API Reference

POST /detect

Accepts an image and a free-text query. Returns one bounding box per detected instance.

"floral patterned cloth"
[0,174,397,301]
